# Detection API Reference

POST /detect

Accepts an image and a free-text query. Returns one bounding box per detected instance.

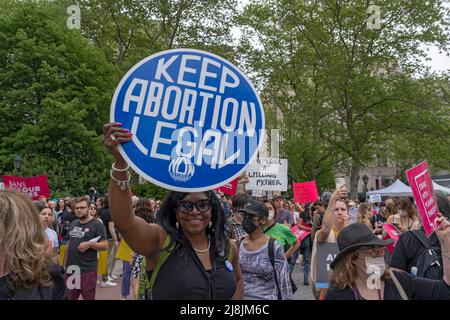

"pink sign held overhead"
[215,177,238,196]
[291,225,311,243]
[406,161,439,237]
[293,181,319,205]
[2,175,50,200]
[382,224,400,253]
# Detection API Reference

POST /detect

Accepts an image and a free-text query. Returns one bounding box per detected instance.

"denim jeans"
[302,243,311,283]
[121,260,132,298]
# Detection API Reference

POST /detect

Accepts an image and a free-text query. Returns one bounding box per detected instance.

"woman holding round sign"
[103,123,243,299]
[100,48,271,299]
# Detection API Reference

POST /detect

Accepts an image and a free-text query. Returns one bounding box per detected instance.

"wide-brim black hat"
[330,223,394,270]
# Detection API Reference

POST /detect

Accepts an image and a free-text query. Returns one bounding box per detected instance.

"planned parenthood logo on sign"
[110,49,264,192]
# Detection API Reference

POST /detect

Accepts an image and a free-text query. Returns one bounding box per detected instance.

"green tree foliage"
[132,182,168,200]
[75,0,239,73]
[238,0,450,196]
[0,0,117,196]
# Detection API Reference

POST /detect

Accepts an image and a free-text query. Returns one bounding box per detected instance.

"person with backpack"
[325,219,450,300]
[262,200,299,293]
[389,191,450,280]
[0,191,66,300]
[103,122,243,300]
[238,200,293,300]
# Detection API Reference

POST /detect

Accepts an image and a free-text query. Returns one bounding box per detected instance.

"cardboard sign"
[1,175,50,200]
[382,224,400,253]
[315,242,340,289]
[406,161,439,237]
[215,177,238,196]
[369,194,382,203]
[246,158,288,191]
[110,49,265,192]
[293,181,319,204]
[291,225,311,243]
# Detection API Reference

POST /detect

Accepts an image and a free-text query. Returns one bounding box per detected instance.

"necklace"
[192,235,210,253]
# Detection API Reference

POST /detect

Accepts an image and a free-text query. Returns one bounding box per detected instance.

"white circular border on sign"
[110,48,265,192]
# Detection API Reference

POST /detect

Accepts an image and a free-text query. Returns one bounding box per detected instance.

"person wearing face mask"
[325,219,450,300]
[238,200,293,300]
[225,194,248,241]
[262,201,300,272]
[310,186,350,299]
[387,198,421,234]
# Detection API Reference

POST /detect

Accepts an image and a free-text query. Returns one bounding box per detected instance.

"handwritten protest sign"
[293,181,319,204]
[2,175,50,200]
[246,158,288,191]
[111,49,264,192]
[315,242,340,289]
[406,161,439,237]
[369,194,382,203]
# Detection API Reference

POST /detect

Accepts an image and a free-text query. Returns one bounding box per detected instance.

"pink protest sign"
[406,161,439,237]
[291,225,311,243]
[293,181,319,205]
[215,177,238,196]
[382,224,400,253]
[2,175,50,200]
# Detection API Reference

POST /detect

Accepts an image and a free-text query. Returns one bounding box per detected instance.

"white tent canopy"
[366,179,413,197]
[433,181,450,195]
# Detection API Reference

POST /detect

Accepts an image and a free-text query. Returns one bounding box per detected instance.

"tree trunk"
[349,156,361,199]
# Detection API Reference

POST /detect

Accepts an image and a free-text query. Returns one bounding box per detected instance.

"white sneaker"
[110,275,119,280]
[101,281,118,288]
[107,276,117,282]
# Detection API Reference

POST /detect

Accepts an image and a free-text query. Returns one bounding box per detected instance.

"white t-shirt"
[45,227,59,249]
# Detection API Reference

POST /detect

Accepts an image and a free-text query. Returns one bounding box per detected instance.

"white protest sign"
[110,49,265,192]
[246,158,288,191]
[252,189,263,197]
[369,194,382,203]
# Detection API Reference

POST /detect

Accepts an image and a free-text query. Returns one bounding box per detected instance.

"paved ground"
[94,259,315,300]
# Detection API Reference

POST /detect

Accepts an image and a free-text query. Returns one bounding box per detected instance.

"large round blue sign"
[111,49,264,192]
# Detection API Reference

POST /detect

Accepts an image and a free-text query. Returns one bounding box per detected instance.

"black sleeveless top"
[150,244,236,300]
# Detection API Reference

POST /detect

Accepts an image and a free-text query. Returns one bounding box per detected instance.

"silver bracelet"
[110,170,131,190]
[112,162,130,172]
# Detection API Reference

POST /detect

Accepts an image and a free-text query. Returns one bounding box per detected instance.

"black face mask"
[242,217,260,234]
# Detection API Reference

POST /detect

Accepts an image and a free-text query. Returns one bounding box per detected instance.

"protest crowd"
[1,126,450,300]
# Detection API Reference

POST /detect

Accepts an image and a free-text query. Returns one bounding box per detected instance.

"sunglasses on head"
[177,199,212,214]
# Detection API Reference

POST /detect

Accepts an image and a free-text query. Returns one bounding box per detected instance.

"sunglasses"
[358,246,386,258]
[177,199,212,214]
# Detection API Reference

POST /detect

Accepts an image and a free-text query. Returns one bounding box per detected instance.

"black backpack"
[410,230,443,280]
